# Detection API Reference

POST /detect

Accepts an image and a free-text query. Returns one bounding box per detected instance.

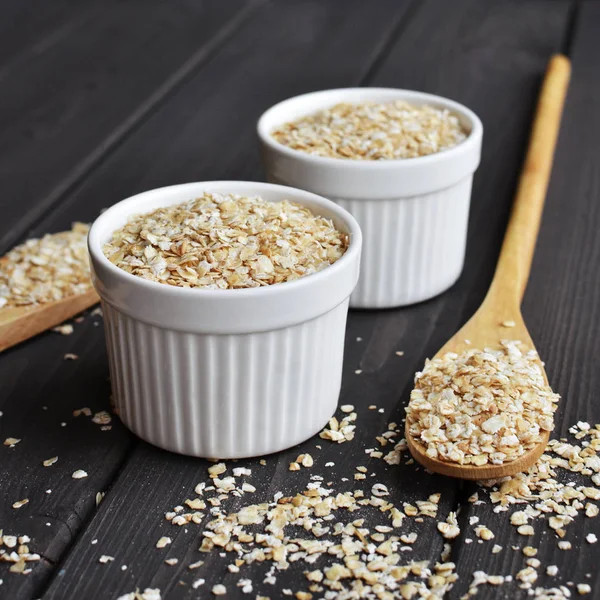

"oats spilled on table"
[167,462,457,599]
[271,100,467,160]
[406,340,559,466]
[0,533,39,574]
[103,193,348,289]
[0,223,92,309]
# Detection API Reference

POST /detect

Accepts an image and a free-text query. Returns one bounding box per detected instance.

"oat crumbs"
[0,223,92,309]
[103,193,348,289]
[406,341,559,465]
[271,100,467,160]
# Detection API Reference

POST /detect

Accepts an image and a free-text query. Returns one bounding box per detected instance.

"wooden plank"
[0,306,133,599]
[24,1,569,598]
[0,0,256,255]
[0,0,94,73]
[0,1,261,598]
[449,2,600,597]
[10,1,454,599]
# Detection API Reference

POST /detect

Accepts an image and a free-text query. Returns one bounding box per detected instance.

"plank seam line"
[32,437,139,599]
[359,0,420,87]
[0,0,265,256]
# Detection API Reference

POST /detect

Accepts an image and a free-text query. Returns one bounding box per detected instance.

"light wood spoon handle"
[490,54,571,305]
[407,55,571,480]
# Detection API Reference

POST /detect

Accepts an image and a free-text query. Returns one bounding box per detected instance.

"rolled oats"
[104,193,347,289]
[406,341,559,465]
[271,101,467,160]
[0,223,92,309]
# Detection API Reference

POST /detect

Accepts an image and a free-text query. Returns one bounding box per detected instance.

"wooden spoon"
[0,259,99,353]
[406,54,571,480]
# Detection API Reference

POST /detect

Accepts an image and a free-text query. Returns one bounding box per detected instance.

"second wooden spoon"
[406,54,571,480]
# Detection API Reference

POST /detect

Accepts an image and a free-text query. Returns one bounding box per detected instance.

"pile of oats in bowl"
[103,193,348,289]
[271,100,467,160]
[405,341,559,466]
[0,223,92,309]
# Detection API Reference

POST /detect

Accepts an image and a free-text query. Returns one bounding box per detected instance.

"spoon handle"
[490,54,571,304]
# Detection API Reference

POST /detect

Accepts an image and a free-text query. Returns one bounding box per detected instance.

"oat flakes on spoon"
[406,55,571,479]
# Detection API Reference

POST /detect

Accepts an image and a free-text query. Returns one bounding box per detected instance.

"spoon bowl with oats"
[406,55,571,480]
[0,224,99,353]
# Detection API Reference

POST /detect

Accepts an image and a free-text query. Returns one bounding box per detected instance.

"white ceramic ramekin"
[88,181,361,459]
[257,88,483,309]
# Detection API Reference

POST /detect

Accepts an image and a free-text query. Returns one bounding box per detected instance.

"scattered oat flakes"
[92,411,111,425]
[371,483,389,497]
[117,589,161,600]
[98,555,114,563]
[517,525,534,536]
[212,584,226,595]
[72,470,88,479]
[558,541,572,550]
[577,584,592,595]
[64,353,79,360]
[52,323,74,335]
[233,467,251,477]
[3,437,20,447]
[475,525,494,540]
[208,463,227,478]
[156,537,172,549]
[320,412,356,444]
[12,499,28,509]
[438,512,460,539]
[298,454,313,468]
[586,533,597,544]
[43,457,58,467]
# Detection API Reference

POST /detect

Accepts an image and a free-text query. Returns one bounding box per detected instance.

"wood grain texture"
[1,0,595,599]
[0,288,99,353]
[1,2,418,599]
[407,55,571,481]
[0,0,256,255]
[32,1,571,599]
[450,3,600,597]
[0,306,134,599]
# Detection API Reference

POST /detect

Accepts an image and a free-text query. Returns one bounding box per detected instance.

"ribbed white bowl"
[88,181,362,458]
[258,88,483,309]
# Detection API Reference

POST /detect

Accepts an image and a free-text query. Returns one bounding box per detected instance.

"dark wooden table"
[2,1,600,598]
